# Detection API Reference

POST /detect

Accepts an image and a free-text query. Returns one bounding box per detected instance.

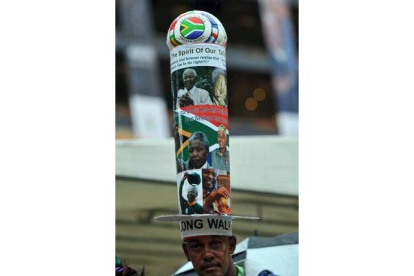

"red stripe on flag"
[188,17,203,24]
[181,105,229,129]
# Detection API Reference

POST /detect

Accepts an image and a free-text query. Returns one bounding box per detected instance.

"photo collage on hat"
[170,43,231,216]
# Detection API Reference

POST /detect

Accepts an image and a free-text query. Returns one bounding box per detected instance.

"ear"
[182,242,191,261]
[229,236,237,254]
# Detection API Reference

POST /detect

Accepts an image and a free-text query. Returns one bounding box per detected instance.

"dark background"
[116,0,298,138]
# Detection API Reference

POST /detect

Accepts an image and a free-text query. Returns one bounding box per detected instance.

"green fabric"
[235,264,245,276]
[211,148,230,171]
[115,255,122,266]
[185,202,204,214]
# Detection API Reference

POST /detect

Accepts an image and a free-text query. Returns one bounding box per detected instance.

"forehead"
[203,168,216,175]
[189,139,203,147]
[186,235,226,243]
[183,71,195,77]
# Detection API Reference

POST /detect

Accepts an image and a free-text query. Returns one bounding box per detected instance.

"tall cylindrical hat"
[155,10,257,240]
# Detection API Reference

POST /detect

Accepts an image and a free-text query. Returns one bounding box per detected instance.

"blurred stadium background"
[116,0,298,275]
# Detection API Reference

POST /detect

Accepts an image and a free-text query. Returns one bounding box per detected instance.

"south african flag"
[180,17,205,40]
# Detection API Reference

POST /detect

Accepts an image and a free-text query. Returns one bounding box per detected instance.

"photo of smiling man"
[176,68,213,109]
[211,124,230,172]
[202,168,231,215]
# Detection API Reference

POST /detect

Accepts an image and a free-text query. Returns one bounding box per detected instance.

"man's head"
[183,68,197,91]
[188,131,209,168]
[182,235,237,276]
[202,168,217,191]
[187,185,199,203]
[217,125,227,151]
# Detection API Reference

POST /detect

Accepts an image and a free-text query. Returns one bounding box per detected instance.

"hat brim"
[154,214,259,222]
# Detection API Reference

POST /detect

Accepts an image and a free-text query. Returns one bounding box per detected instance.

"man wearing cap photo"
[179,172,203,215]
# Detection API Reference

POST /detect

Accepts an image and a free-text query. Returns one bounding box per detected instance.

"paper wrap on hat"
[155,10,258,240]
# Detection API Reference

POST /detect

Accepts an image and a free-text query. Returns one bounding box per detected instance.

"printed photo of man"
[177,131,211,172]
[176,68,212,108]
[179,172,203,215]
[211,124,230,171]
[202,168,231,215]
[211,68,227,107]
